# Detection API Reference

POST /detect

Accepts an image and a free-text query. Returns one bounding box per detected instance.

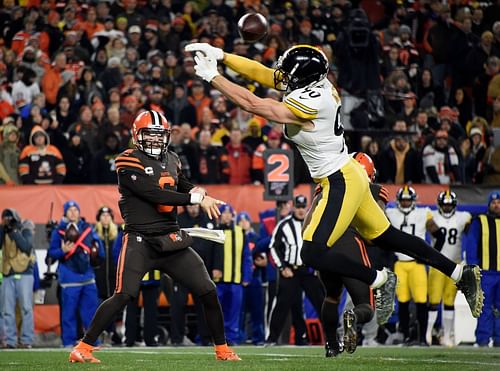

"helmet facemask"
[397,187,417,214]
[438,191,457,218]
[136,127,170,157]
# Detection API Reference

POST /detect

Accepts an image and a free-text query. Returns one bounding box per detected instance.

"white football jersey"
[386,207,432,261]
[431,210,471,263]
[422,144,459,184]
[283,78,349,179]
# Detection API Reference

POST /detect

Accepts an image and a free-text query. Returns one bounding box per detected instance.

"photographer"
[48,200,104,347]
[0,208,36,349]
[333,8,383,130]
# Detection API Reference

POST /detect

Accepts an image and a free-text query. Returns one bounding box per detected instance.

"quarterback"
[185,42,483,323]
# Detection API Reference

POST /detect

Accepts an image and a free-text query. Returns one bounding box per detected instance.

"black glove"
[431,228,446,252]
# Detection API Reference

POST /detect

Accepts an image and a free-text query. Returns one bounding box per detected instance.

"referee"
[266,195,325,345]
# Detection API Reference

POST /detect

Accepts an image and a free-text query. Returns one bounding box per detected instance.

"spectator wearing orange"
[18,125,66,184]
[120,95,139,129]
[78,6,104,40]
[41,52,66,107]
[11,18,37,57]
[422,130,461,184]
[220,127,252,185]
[188,79,212,126]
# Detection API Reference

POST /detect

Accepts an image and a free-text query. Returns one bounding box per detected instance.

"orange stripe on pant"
[115,233,129,293]
[355,236,374,307]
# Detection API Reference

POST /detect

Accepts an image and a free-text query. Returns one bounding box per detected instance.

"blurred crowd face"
[416,112,428,128]
[489,199,500,216]
[59,97,70,113]
[66,206,80,223]
[238,217,251,231]
[230,128,242,146]
[80,107,93,124]
[186,204,200,217]
[220,209,234,225]
[435,135,448,150]
[199,130,212,147]
[55,53,67,70]
[107,107,120,124]
[99,211,112,226]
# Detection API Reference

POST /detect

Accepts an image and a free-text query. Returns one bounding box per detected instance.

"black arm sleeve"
[118,168,191,206]
[431,228,446,251]
[426,166,441,183]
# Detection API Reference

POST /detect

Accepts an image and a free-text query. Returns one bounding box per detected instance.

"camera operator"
[0,208,36,349]
[333,8,383,130]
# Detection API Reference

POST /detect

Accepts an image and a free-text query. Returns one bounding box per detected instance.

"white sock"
[370,269,387,289]
[443,310,455,345]
[426,310,438,345]
[450,264,463,282]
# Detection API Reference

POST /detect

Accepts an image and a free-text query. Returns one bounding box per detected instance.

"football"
[65,223,80,243]
[238,13,268,43]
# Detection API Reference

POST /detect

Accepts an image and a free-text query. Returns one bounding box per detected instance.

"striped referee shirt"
[269,215,303,269]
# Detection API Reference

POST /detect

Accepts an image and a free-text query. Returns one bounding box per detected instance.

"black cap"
[96,206,114,221]
[294,195,308,208]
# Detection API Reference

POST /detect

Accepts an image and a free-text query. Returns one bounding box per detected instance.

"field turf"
[1,345,499,371]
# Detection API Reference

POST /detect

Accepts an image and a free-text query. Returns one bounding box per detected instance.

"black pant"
[125,284,159,346]
[169,282,211,345]
[268,267,325,343]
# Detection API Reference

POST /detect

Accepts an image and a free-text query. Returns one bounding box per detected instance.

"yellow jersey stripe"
[234,227,243,283]
[223,230,232,282]
[496,219,500,272]
[480,215,489,270]
[303,177,330,241]
[286,97,318,114]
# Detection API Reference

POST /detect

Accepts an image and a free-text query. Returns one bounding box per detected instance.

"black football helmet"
[274,45,329,92]
[437,190,458,218]
[396,185,417,214]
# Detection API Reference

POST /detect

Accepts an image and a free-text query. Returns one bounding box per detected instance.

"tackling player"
[426,191,471,346]
[184,42,483,323]
[319,152,389,357]
[69,111,240,363]
[386,186,444,346]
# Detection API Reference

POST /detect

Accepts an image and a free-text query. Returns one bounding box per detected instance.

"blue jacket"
[257,209,279,282]
[464,214,500,271]
[48,218,104,284]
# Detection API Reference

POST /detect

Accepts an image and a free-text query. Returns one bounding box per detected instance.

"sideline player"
[426,191,471,346]
[185,42,484,322]
[386,186,443,346]
[69,111,240,363]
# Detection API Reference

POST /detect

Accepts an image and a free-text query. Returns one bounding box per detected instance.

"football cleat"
[69,341,101,363]
[325,341,343,358]
[375,268,397,325]
[456,265,484,318]
[343,309,357,354]
[215,344,241,361]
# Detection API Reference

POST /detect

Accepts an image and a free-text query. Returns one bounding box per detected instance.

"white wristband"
[190,192,204,204]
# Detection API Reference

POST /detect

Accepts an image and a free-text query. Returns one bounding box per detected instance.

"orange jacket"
[41,67,62,105]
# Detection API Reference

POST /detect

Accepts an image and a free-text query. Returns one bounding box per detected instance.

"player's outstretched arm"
[185,43,277,89]
[189,52,306,126]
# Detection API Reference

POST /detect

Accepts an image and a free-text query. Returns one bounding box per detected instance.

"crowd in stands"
[0,0,499,187]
